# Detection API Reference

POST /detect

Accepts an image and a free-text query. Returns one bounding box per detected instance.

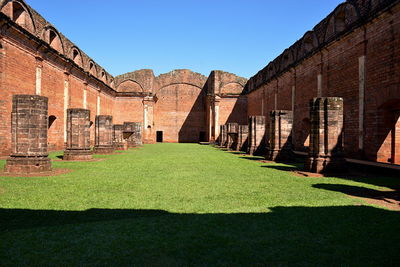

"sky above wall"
[27,0,344,79]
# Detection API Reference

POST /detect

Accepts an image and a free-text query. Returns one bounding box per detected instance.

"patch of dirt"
[292,171,324,178]
[0,168,72,177]
[52,158,106,162]
[349,190,400,211]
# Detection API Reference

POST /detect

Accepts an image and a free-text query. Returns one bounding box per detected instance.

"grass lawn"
[0,143,399,266]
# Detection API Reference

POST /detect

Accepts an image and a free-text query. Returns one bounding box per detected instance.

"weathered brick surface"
[226,123,239,150]
[94,115,114,154]
[123,122,142,148]
[219,125,227,147]
[4,95,52,173]
[113,124,127,150]
[248,116,266,156]
[246,0,400,166]
[63,108,92,160]
[304,97,346,173]
[266,110,294,162]
[236,125,248,152]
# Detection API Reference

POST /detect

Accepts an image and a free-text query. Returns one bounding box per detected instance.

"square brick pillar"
[227,123,239,150]
[237,125,249,152]
[266,110,294,162]
[123,122,142,148]
[219,125,227,147]
[305,97,346,173]
[248,116,266,156]
[94,115,114,154]
[4,95,52,173]
[63,108,92,160]
[113,124,128,150]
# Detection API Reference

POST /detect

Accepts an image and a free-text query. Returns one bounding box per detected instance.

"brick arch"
[117,79,144,93]
[69,46,83,68]
[298,31,318,58]
[88,60,97,77]
[220,82,245,95]
[0,0,36,33]
[325,3,360,42]
[99,69,107,83]
[42,25,64,55]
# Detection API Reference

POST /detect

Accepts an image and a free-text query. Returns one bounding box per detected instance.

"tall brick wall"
[246,0,400,165]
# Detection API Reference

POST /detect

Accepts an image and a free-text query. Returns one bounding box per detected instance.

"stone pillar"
[219,125,227,147]
[305,97,346,173]
[248,116,266,156]
[123,122,142,148]
[113,124,127,150]
[227,123,239,150]
[237,125,249,152]
[94,115,114,154]
[266,110,294,162]
[5,95,52,173]
[143,96,155,144]
[63,108,92,160]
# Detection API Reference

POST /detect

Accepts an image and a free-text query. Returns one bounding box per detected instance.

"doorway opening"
[156,131,163,143]
[199,131,206,142]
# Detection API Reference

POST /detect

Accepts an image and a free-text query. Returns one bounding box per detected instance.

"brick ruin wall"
[246,0,400,165]
[0,0,247,155]
[1,0,400,167]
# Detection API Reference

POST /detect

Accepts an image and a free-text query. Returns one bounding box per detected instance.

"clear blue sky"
[27,0,344,78]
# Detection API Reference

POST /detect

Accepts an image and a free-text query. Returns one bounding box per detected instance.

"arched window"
[89,61,97,76]
[0,1,35,32]
[48,115,57,129]
[44,27,64,54]
[71,48,82,67]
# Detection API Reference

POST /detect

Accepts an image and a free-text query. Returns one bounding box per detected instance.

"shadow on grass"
[239,156,265,161]
[313,183,400,203]
[261,165,299,172]
[0,206,399,265]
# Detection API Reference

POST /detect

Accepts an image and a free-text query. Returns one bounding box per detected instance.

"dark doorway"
[156,131,163,143]
[199,131,206,142]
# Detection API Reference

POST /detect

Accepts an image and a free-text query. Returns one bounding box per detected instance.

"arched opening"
[0,1,36,32]
[48,115,57,129]
[89,61,97,76]
[46,27,64,54]
[335,11,346,33]
[71,48,82,67]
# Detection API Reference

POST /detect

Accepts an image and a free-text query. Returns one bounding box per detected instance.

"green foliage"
[0,144,399,266]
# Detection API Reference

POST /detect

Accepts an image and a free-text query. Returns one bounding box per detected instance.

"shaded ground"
[0,144,399,266]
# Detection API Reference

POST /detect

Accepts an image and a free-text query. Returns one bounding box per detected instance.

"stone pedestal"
[227,123,239,150]
[63,108,92,160]
[4,95,52,173]
[94,115,114,154]
[124,122,142,148]
[237,125,249,152]
[304,97,346,173]
[248,116,266,156]
[266,110,294,162]
[113,124,128,150]
[219,125,227,147]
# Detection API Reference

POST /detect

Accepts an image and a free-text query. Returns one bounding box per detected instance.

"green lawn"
[0,143,399,266]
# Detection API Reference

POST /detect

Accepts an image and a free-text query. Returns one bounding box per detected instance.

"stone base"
[114,142,128,150]
[63,149,93,161]
[266,149,295,162]
[304,156,347,174]
[248,146,265,156]
[94,146,115,154]
[4,156,52,174]
[127,142,143,148]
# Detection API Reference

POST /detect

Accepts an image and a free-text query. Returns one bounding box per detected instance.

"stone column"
[143,96,155,144]
[237,125,249,152]
[219,125,227,147]
[227,123,239,150]
[5,95,52,173]
[248,116,266,156]
[94,115,114,154]
[266,110,294,162]
[123,122,142,148]
[63,108,92,160]
[305,97,346,173]
[113,124,127,150]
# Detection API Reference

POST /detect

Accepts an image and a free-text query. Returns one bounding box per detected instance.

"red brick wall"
[246,1,400,163]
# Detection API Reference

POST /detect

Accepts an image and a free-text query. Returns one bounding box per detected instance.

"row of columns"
[218,97,346,174]
[4,95,143,174]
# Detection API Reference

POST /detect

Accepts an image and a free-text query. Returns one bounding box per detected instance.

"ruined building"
[1,0,399,169]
